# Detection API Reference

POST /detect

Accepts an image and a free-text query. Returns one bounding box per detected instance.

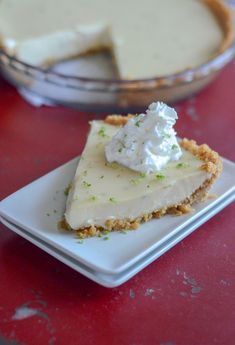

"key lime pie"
[0,0,233,79]
[64,102,222,238]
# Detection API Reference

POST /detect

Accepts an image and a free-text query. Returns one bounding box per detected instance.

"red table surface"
[0,60,235,345]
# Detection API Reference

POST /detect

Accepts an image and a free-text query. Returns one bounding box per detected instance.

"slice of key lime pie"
[64,102,222,237]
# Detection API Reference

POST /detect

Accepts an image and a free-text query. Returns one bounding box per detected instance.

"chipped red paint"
[0,60,235,345]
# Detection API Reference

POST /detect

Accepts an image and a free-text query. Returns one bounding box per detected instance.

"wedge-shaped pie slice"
[64,115,222,238]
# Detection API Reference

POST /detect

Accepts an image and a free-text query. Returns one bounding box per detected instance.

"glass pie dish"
[0,43,234,112]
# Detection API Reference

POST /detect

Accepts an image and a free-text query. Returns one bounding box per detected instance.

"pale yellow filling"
[65,121,211,229]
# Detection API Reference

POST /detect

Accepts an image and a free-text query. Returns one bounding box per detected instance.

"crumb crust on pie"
[203,0,234,53]
[60,114,223,238]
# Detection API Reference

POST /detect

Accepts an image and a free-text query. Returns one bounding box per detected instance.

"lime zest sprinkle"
[89,195,97,201]
[130,179,139,185]
[64,183,71,196]
[97,126,107,138]
[98,229,110,237]
[118,147,123,153]
[77,239,84,244]
[103,236,110,241]
[134,117,144,127]
[109,197,117,203]
[176,162,189,169]
[110,162,119,169]
[156,173,165,180]
[172,144,178,150]
[139,172,146,178]
[83,181,91,188]
[135,120,141,127]
[105,162,120,169]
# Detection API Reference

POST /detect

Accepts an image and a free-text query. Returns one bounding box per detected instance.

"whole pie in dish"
[0,0,233,79]
[64,104,222,238]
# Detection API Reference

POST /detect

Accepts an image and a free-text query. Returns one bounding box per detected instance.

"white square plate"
[1,187,234,288]
[0,157,235,280]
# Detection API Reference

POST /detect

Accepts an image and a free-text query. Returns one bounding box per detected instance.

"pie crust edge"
[61,114,223,238]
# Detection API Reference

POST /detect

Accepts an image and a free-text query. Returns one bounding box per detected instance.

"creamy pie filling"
[65,121,211,229]
[0,0,232,78]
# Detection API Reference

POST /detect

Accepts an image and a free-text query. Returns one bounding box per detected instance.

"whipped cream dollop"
[105,102,182,174]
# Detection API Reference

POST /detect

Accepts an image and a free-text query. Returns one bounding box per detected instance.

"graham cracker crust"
[61,115,223,238]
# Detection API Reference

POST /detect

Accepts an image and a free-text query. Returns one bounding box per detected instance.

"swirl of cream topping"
[105,102,182,174]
